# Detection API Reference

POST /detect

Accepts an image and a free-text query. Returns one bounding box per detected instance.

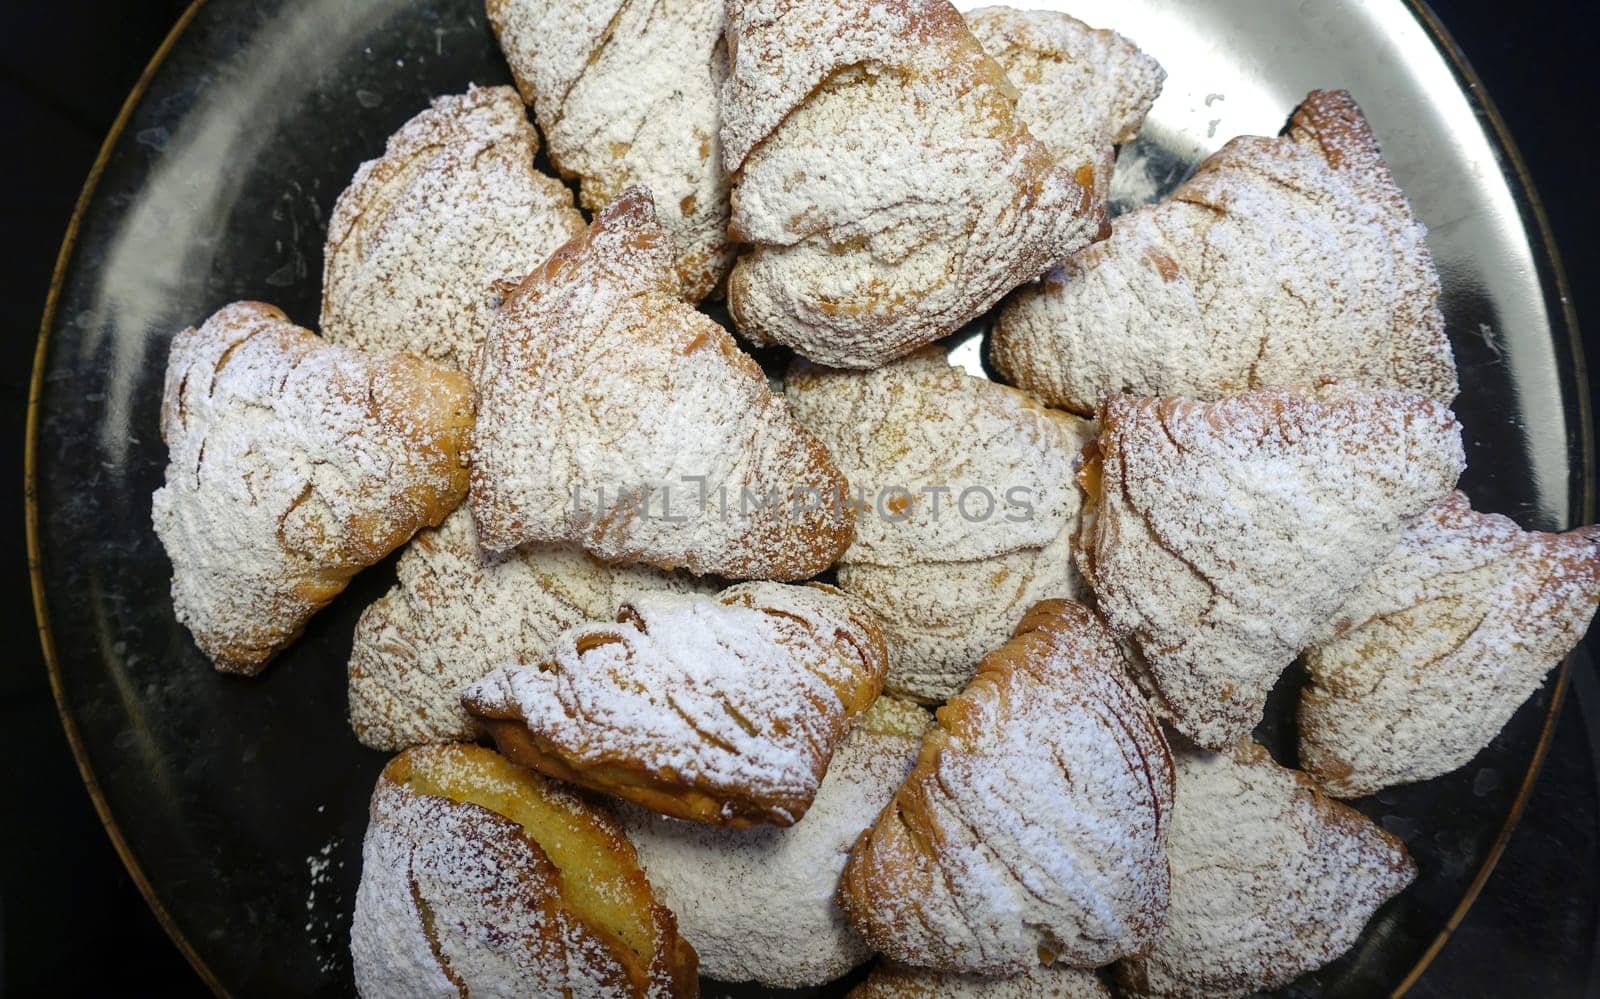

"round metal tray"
[27,0,1593,995]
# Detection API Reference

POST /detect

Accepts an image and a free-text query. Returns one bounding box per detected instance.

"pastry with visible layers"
[464,581,888,827]
[152,301,473,675]
[487,0,733,300]
[1300,492,1600,797]
[1114,742,1415,998]
[852,962,1110,998]
[321,86,583,370]
[350,743,697,998]
[992,89,1458,413]
[786,348,1093,700]
[965,6,1164,203]
[839,600,1173,975]
[469,188,852,580]
[1081,384,1464,749]
[347,507,711,751]
[618,697,931,988]
[720,0,1104,368]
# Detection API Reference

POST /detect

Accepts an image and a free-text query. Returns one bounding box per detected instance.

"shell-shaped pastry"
[1300,492,1600,797]
[851,962,1110,998]
[965,6,1164,203]
[786,348,1093,700]
[464,581,888,827]
[151,301,473,675]
[1114,743,1415,998]
[469,188,853,580]
[350,743,698,998]
[347,506,711,751]
[487,0,734,300]
[321,85,583,371]
[992,89,1458,413]
[1081,384,1464,749]
[720,0,1104,368]
[618,699,930,988]
[839,600,1174,975]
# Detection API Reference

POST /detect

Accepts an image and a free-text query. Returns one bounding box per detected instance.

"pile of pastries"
[149,0,1600,995]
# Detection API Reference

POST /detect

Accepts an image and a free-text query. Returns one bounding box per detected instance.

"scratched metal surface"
[28,0,1589,995]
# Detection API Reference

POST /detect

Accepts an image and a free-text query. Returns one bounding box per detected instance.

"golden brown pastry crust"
[720,0,1104,368]
[465,581,888,827]
[152,301,473,674]
[468,188,853,580]
[839,600,1174,975]
[350,743,697,998]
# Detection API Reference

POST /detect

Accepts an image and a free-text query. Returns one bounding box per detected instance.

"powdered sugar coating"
[347,507,710,751]
[786,349,1079,564]
[836,518,1082,703]
[1083,384,1464,749]
[992,89,1457,414]
[1114,743,1415,998]
[487,0,734,299]
[1300,492,1600,797]
[350,745,691,998]
[840,601,1174,975]
[321,86,583,371]
[469,188,853,580]
[152,301,473,674]
[619,722,923,987]
[787,348,1093,700]
[852,961,1109,998]
[465,581,887,826]
[965,6,1165,203]
[721,0,1103,368]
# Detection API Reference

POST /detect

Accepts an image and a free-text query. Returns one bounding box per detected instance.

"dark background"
[1,1,1597,996]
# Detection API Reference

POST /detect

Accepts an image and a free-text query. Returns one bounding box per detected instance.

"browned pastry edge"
[372,744,700,996]
[465,581,889,828]
[838,598,1173,972]
[469,188,855,579]
[158,301,475,675]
